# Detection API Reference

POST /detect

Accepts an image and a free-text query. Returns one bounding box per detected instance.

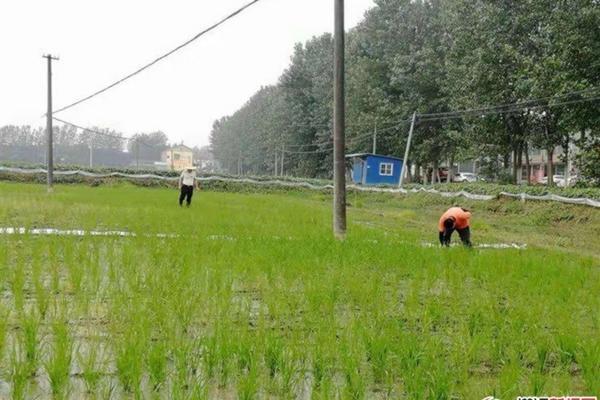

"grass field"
[0,182,598,399]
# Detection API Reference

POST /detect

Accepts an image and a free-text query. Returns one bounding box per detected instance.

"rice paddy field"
[0,181,598,400]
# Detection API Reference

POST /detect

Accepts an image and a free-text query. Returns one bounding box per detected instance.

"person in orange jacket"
[438,206,472,247]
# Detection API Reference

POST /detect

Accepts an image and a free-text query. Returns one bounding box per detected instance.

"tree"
[127,132,169,162]
[209,0,600,184]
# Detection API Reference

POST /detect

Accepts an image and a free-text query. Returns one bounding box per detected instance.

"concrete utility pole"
[89,145,93,168]
[280,146,285,176]
[333,0,347,240]
[372,121,377,154]
[135,140,140,170]
[399,112,417,188]
[43,54,59,192]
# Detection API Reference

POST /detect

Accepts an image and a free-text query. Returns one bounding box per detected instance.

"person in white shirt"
[178,168,199,207]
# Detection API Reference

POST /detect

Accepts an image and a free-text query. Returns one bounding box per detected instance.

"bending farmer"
[438,207,472,247]
[179,168,199,207]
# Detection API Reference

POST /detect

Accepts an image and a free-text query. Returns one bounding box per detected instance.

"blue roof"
[345,153,403,161]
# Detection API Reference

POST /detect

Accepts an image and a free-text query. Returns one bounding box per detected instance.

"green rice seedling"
[202,334,220,381]
[263,333,283,387]
[555,333,577,368]
[114,328,146,395]
[236,366,259,400]
[179,376,209,400]
[425,364,453,400]
[217,335,235,388]
[167,333,203,400]
[74,289,92,319]
[236,335,256,375]
[529,371,547,396]
[9,345,30,400]
[397,336,427,400]
[311,346,331,392]
[98,380,118,400]
[467,310,485,339]
[67,259,84,295]
[30,242,46,313]
[20,311,41,376]
[171,333,205,397]
[146,338,169,392]
[277,349,298,399]
[364,332,391,386]
[85,243,102,295]
[50,253,61,295]
[341,345,366,400]
[0,303,7,360]
[343,363,366,400]
[535,336,551,374]
[497,360,523,399]
[397,333,423,374]
[169,353,191,400]
[77,341,105,394]
[578,340,600,394]
[44,320,73,399]
[0,241,7,277]
[311,375,333,400]
[33,274,50,320]
[9,257,26,312]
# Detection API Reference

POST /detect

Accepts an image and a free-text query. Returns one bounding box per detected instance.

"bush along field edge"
[0,166,599,207]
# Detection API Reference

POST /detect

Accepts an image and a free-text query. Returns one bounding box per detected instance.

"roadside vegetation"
[1,169,600,200]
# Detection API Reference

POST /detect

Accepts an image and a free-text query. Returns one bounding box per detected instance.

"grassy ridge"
[0,183,598,399]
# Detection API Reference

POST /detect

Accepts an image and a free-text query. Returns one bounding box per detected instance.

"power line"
[52,117,163,149]
[283,124,407,155]
[281,91,599,154]
[284,120,409,151]
[419,94,600,123]
[419,87,600,119]
[284,132,379,154]
[52,0,264,115]
[53,117,128,140]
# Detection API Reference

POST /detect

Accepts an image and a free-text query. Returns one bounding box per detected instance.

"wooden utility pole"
[399,112,417,188]
[333,0,346,239]
[43,54,59,192]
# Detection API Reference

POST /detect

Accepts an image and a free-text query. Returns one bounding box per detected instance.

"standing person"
[438,206,472,247]
[178,168,198,207]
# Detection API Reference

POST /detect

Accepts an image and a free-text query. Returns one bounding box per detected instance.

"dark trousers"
[179,185,194,206]
[439,226,472,247]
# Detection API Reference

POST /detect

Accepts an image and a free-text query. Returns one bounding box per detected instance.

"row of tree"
[210,0,599,184]
[0,125,170,166]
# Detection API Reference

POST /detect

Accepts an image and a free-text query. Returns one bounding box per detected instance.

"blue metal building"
[346,153,403,186]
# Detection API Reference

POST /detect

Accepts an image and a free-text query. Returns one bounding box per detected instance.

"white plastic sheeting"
[498,191,600,208]
[422,242,528,250]
[0,227,177,238]
[0,227,528,250]
[1,166,598,208]
[0,166,180,181]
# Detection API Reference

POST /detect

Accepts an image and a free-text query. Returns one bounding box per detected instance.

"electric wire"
[52,0,264,115]
[53,117,162,149]
[418,88,600,119]
[419,95,600,123]
[283,123,408,155]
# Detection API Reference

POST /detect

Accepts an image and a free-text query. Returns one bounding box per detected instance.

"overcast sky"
[1,0,375,147]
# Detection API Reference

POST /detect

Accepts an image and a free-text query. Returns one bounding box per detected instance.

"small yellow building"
[161,145,194,171]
